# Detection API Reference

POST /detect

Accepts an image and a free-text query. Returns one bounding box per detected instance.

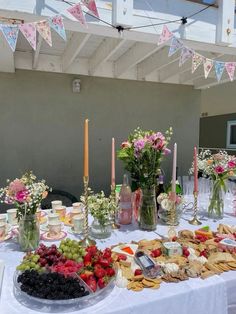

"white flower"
[161,199,172,211]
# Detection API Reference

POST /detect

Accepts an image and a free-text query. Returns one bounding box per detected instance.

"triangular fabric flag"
[157,25,173,46]
[67,3,87,27]
[203,58,213,78]
[0,24,19,51]
[19,23,37,50]
[48,15,66,41]
[179,47,193,66]
[192,52,203,73]
[168,36,183,57]
[214,61,225,82]
[81,0,99,18]
[225,62,236,81]
[36,20,52,46]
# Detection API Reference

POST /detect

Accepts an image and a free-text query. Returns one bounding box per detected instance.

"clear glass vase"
[208,180,225,220]
[138,186,157,231]
[90,219,112,239]
[18,214,40,251]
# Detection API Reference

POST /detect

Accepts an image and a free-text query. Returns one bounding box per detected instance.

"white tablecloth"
[0,195,236,314]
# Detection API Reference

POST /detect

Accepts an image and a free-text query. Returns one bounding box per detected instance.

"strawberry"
[80,273,88,282]
[94,268,106,278]
[86,245,98,256]
[105,267,115,277]
[200,250,208,258]
[98,258,110,268]
[134,269,142,276]
[150,249,162,258]
[97,277,107,289]
[103,248,112,259]
[87,278,97,292]
[84,253,92,263]
[117,254,127,261]
[172,236,177,242]
[182,247,190,257]
[84,261,92,267]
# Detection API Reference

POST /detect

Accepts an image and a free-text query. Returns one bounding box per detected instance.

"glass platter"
[13,271,116,312]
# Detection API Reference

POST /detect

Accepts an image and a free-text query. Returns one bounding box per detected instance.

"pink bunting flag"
[19,23,37,50]
[192,52,203,73]
[36,20,52,46]
[179,47,193,66]
[157,25,173,46]
[67,3,87,27]
[81,0,99,18]
[225,62,236,81]
[203,58,213,79]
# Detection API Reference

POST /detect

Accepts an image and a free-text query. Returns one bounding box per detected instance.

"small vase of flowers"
[157,193,184,225]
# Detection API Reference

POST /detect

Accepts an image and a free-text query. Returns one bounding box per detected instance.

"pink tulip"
[215,166,225,174]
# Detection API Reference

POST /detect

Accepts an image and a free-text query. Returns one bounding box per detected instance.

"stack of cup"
[7,208,17,225]
[47,213,61,238]
[51,200,62,212]
[54,205,66,221]
[0,214,7,240]
[71,202,84,234]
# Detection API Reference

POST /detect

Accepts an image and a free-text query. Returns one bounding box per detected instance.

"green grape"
[35,264,40,271]
[25,265,30,270]
[58,248,63,254]
[67,253,73,260]
[72,254,78,260]
[76,257,83,263]
[30,262,36,268]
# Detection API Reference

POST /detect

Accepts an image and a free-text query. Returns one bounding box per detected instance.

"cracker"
[133,275,144,281]
[201,271,215,279]
[119,260,131,267]
[142,278,155,287]
[150,283,160,289]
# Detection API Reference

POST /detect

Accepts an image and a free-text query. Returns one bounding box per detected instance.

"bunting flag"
[36,20,52,46]
[179,47,192,66]
[168,36,183,57]
[19,22,37,50]
[192,52,203,73]
[0,24,19,51]
[157,25,173,46]
[203,58,214,79]
[225,62,236,81]
[67,3,87,27]
[214,61,225,82]
[48,15,66,41]
[81,0,99,18]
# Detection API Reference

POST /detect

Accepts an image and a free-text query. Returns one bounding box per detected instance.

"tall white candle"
[171,143,177,194]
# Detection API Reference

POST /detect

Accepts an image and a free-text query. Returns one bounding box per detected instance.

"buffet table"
[0,197,236,314]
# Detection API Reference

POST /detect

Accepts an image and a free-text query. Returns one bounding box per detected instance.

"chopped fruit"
[150,248,162,258]
[195,229,213,240]
[134,269,143,276]
[121,246,134,255]
[117,254,127,261]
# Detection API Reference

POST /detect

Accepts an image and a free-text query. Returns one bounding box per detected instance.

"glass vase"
[18,214,40,252]
[90,219,112,239]
[138,186,157,231]
[208,180,225,219]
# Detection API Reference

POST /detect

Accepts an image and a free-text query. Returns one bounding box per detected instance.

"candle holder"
[80,176,96,247]
[167,197,178,240]
[189,191,202,226]
[110,184,120,229]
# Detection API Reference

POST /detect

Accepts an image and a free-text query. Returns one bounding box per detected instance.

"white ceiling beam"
[137,47,179,80]
[89,38,126,75]
[32,36,43,69]
[62,33,91,72]
[194,76,233,90]
[114,42,161,78]
[0,31,15,72]
[158,57,190,83]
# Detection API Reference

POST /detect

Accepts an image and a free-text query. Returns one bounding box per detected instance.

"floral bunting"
[0,24,19,52]
[179,47,193,67]
[81,0,99,18]
[225,62,236,81]
[192,52,203,73]
[19,22,37,51]
[168,36,183,57]
[67,3,87,27]
[48,15,66,41]
[214,61,225,82]
[157,25,173,46]
[36,20,52,47]
[203,58,214,79]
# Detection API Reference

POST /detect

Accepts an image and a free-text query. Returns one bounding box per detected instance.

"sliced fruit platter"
[14,239,116,305]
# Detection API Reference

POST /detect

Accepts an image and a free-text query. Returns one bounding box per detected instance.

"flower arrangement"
[81,189,116,227]
[117,127,172,190]
[0,171,49,220]
[190,150,236,218]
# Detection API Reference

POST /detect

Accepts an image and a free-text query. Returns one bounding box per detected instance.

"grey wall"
[0,70,200,199]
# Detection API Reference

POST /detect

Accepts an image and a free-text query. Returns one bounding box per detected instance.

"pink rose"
[15,190,29,203]
[121,141,130,148]
[8,179,26,195]
[228,160,236,169]
[215,166,225,174]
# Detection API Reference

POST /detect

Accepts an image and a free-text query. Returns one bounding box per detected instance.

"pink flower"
[163,148,171,155]
[213,153,224,161]
[121,141,131,148]
[215,166,225,174]
[15,190,29,203]
[8,179,26,195]
[228,160,236,169]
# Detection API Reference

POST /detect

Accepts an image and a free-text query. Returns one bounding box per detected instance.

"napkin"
[0,260,4,297]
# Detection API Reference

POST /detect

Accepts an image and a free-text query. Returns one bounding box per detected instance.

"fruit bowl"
[13,270,116,307]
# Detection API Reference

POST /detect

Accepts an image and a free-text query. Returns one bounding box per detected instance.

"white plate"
[112,243,138,257]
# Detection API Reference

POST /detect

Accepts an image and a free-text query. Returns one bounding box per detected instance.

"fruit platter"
[14,239,116,306]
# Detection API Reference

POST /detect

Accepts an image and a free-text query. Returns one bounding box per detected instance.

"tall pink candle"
[111,138,115,187]
[194,146,198,193]
[172,143,177,194]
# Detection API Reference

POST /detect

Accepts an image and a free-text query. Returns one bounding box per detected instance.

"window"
[226,121,236,149]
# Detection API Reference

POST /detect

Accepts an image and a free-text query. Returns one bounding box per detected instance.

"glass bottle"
[118,174,132,225]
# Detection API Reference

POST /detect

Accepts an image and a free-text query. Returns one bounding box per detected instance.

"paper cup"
[51,200,62,211]
[48,222,61,237]
[55,205,66,221]
[0,214,7,225]
[72,202,84,211]
[72,214,84,233]
[0,222,6,238]
[7,208,17,225]
[48,213,60,224]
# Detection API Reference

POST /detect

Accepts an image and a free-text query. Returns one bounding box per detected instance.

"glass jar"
[90,219,112,239]
[138,186,157,231]
[18,214,40,251]
[208,180,225,220]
